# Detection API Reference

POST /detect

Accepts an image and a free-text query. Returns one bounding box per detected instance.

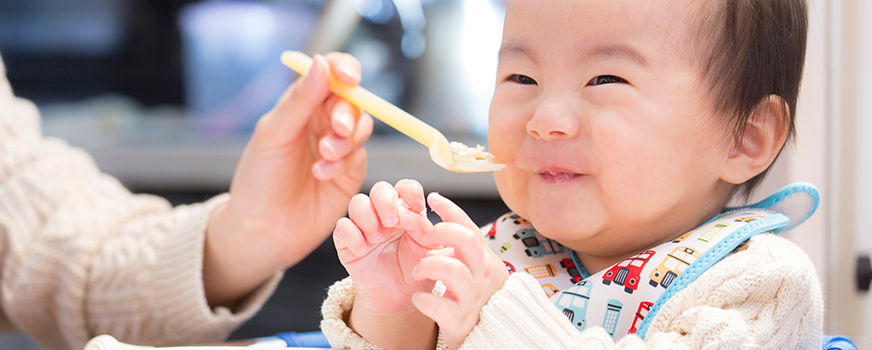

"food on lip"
[450,142,498,164]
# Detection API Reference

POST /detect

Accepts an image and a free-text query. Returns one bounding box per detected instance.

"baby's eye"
[507,74,538,85]
[587,75,627,86]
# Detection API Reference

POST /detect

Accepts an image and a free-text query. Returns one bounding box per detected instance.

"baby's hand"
[333,180,439,316]
[411,193,510,349]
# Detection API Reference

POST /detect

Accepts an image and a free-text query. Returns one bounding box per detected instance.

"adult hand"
[204,53,374,307]
[333,179,441,350]
[412,193,510,349]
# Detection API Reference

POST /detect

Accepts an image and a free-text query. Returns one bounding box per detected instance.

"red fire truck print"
[561,258,584,283]
[628,301,654,334]
[504,260,516,274]
[649,246,700,289]
[486,219,499,240]
[602,250,656,294]
[512,228,566,258]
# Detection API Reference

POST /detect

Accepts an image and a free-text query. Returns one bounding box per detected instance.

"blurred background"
[0,0,510,348]
[1,0,871,348]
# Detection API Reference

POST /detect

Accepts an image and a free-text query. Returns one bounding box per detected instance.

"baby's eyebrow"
[586,44,650,69]
[498,46,537,64]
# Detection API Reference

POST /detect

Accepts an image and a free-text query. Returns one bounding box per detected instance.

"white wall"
[756,0,871,346]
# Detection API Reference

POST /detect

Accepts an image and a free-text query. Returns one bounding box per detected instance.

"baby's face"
[489,0,736,265]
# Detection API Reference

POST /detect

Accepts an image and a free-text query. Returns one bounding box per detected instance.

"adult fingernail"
[333,106,354,135]
[382,213,398,227]
[370,230,383,243]
[307,56,322,85]
[321,136,345,159]
[314,160,336,179]
[340,62,359,82]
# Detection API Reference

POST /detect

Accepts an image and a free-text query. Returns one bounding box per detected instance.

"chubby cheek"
[592,125,681,219]
[489,99,532,219]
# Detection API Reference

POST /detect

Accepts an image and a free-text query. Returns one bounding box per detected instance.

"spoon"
[280,50,505,173]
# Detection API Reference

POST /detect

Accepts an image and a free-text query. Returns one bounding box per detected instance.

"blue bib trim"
[636,182,819,338]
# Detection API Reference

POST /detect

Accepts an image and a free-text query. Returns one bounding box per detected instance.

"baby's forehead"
[501,0,708,66]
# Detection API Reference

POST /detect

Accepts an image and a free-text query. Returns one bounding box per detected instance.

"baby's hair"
[695,0,808,200]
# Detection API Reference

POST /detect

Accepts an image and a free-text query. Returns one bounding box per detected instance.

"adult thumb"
[262,54,331,137]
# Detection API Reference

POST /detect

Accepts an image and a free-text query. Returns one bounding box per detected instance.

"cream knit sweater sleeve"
[322,234,823,349]
[0,56,281,350]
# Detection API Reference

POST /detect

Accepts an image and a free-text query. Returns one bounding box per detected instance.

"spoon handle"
[280,50,439,148]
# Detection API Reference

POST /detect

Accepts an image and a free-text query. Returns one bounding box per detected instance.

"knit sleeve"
[320,277,449,350]
[461,234,823,350]
[0,55,281,350]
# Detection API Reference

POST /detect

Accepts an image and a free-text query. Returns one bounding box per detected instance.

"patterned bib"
[482,182,819,340]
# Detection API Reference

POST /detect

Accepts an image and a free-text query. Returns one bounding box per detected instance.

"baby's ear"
[720,95,790,185]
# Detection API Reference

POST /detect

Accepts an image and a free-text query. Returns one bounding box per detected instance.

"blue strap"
[274,331,331,348]
[822,335,858,350]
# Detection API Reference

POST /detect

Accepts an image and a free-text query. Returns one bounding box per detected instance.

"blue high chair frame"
[256,331,330,348]
[268,331,857,348]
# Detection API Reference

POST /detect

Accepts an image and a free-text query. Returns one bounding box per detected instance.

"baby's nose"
[526,99,580,141]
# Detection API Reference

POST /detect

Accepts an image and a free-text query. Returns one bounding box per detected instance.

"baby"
[322,0,820,349]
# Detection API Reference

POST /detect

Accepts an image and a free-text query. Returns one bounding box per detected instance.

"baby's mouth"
[539,170,581,182]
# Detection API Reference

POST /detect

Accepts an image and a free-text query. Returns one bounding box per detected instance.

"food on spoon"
[450,142,498,164]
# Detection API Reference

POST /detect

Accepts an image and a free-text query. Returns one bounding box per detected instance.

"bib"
[483,182,819,341]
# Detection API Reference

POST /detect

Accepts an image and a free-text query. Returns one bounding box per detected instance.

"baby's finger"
[324,52,361,86]
[333,217,368,258]
[370,181,400,229]
[413,255,475,300]
[395,179,426,213]
[428,192,480,235]
[347,193,383,244]
[412,291,461,331]
[426,222,486,274]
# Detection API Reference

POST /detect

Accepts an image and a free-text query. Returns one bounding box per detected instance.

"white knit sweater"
[0,55,280,350]
[321,233,823,349]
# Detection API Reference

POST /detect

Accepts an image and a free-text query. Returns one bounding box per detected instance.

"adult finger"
[370,181,400,230]
[263,55,331,138]
[319,99,373,162]
[324,52,362,86]
[312,144,367,181]
[395,179,426,213]
[348,193,382,244]
[334,217,368,258]
[327,97,358,139]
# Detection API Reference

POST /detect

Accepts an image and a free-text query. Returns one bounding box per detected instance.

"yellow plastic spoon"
[280,50,505,173]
